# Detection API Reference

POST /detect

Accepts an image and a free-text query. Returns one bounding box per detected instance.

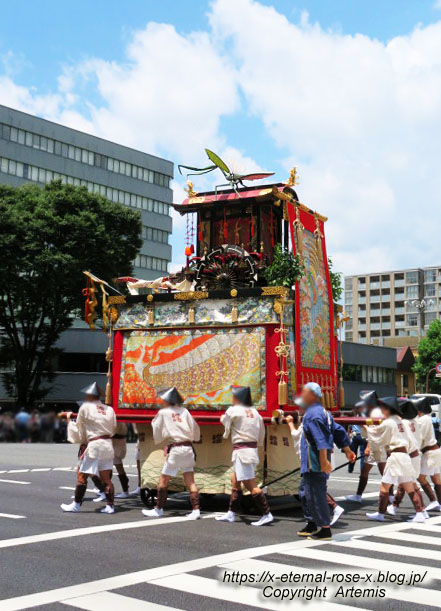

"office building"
[344,266,441,344]
[0,105,173,406]
[0,104,173,279]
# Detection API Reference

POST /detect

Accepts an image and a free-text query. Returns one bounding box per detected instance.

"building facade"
[0,105,174,407]
[339,341,397,407]
[0,104,173,279]
[344,266,441,344]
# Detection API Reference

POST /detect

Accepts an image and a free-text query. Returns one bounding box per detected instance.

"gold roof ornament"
[286,166,299,187]
[185,180,198,198]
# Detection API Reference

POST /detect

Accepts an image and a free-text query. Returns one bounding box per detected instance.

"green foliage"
[264,244,304,288]
[413,319,441,393]
[0,181,143,407]
[328,257,343,302]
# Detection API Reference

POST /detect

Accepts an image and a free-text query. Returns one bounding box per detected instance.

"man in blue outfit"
[297,382,349,541]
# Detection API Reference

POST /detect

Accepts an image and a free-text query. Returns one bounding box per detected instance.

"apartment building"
[344,266,441,344]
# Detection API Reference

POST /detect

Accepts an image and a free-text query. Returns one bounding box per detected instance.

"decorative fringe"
[339,383,345,408]
[188,306,195,324]
[231,305,238,323]
[315,235,323,261]
[105,380,112,406]
[278,379,288,406]
[148,308,154,325]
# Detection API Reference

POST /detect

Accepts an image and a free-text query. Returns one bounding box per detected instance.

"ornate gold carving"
[286,166,299,187]
[185,180,198,198]
[147,294,154,302]
[108,296,126,305]
[261,286,289,297]
[173,291,209,301]
[230,289,238,297]
[109,307,119,324]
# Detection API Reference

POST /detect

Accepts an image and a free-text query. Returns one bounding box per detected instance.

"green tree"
[413,319,441,393]
[328,257,343,303]
[0,181,143,408]
[264,243,304,288]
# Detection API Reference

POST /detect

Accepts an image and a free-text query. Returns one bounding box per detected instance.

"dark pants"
[348,435,367,473]
[300,472,330,527]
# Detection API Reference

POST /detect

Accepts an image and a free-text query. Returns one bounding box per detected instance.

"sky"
[2,0,441,275]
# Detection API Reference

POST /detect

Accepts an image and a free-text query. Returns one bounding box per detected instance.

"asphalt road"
[0,444,439,610]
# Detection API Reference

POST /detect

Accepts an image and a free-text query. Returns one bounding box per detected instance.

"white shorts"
[381,464,415,486]
[112,439,127,464]
[411,455,421,478]
[365,453,376,467]
[162,446,195,477]
[420,455,437,476]
[79,454,113,475]
[234,457,256,482]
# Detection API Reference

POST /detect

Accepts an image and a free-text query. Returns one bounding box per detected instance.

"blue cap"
[304,382,322,398]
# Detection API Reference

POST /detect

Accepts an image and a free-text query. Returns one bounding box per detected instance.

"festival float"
[82,150,342,506]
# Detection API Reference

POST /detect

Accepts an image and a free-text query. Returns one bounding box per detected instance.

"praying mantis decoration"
[178,148,274,196]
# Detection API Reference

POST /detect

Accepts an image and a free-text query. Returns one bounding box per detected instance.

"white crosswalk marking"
[286,547,440,580]
[2,516,441,610]
[0,513,26,520]
[61,591,177,610]
[333,537,441,560]
[150,573,361,611]
[218,557,440,608]
[378,531,441,545]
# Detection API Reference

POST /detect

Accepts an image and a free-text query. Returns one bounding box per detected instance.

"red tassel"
[270,207,274,247]
[223,208,228,241]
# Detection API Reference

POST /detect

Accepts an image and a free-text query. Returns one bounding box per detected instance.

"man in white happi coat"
[142,387,201,520]
[216,386,274,526]
[365,396,425,523]
[346,390,389,503]
[387,398,426,517]
[61,382,116,514]
[414,396,441,511]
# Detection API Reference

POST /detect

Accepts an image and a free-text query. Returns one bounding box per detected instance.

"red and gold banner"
[287,202,338,407]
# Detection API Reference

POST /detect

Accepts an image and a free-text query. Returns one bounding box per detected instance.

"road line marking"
[30,468,51,472]
[218,558,440,608]
[61,591,176,610]
[2,516,441,610]
[0,513,26,520]
[6,469,29,474]
[333,537,441,560]
[53,467,75,471]
[285,547,440,580]
[0,479,30,485]
[0,513,220,550]
[151,573,359,611]
[378,531,441,546]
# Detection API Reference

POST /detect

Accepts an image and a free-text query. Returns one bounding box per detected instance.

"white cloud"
[210,0,441,274]
[2,2,441,278]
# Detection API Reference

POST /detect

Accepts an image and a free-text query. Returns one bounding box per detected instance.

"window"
[425,312,437,326]
[425,284,436,297]
[424,269,436,283]
[407,313,418,326]
[406,285,419,298]
[406,271,418,284]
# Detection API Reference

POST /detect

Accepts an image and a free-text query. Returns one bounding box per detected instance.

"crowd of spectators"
[0,407,138,443]
[0,408,67,443]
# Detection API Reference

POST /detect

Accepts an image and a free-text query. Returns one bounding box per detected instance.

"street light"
[405,298,434,343]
